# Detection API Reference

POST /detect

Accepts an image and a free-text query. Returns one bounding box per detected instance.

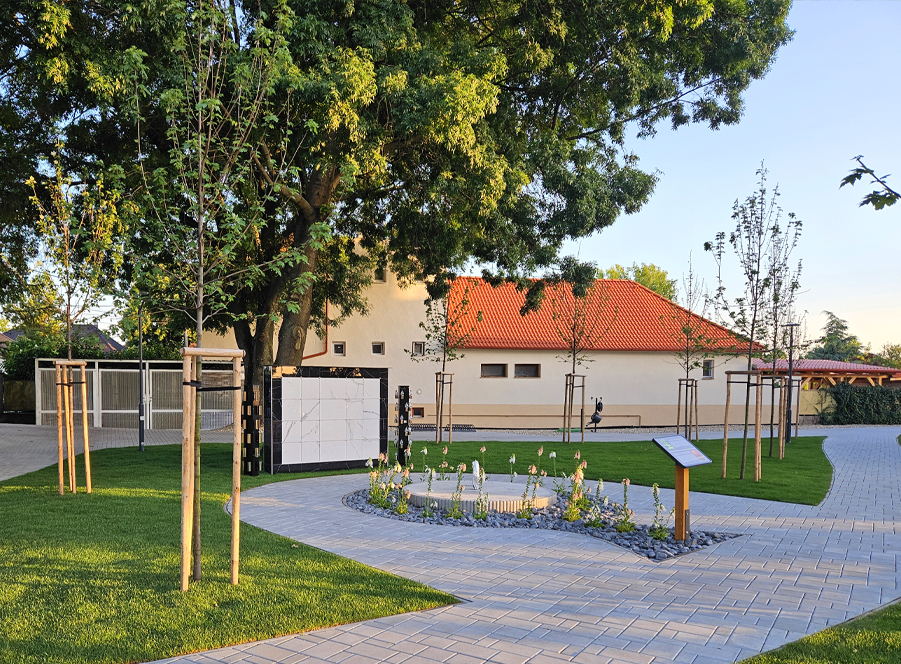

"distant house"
[1,324,124,354]
[210,274,760,428]
[0,331,11,351]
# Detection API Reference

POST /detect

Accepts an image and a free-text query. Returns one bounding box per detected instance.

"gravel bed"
[344,489,740,562]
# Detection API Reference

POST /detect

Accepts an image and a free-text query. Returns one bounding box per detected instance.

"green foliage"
[419,436,832,506]
[806,311,865,362]
[740,597,901,663]
[0,445,455,664]
[600,263,678,301]
[840,155,899,210]
[874,343,901,369]
[821,382,901,426]
[0,272,65,333]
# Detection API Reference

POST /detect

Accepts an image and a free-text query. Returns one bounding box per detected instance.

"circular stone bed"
[345,485,740,562]
[406,478,557,512]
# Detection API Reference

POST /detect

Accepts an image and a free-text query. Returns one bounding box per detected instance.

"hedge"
[822,382,901,425]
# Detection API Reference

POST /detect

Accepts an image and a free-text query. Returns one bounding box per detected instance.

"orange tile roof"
[448,277,750,352]
[751,358,901,375]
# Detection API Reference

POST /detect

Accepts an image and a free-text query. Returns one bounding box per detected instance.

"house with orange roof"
[210,271,761,428]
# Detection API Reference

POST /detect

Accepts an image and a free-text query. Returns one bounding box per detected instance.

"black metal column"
[395,385,410,465]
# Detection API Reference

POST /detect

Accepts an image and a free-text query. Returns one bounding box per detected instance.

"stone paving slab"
[146,427,901,664]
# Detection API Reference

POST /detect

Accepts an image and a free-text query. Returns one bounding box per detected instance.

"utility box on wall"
[263,366,389,473]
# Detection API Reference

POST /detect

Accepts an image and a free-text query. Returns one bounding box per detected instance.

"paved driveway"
[150,427,901,664]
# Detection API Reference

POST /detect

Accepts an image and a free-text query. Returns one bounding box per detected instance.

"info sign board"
[653,435,711,469]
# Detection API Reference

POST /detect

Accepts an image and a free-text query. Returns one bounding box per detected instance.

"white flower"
[365,458,373,468]
[513,472,518,478]
[430,469,437,479]
[603,496,609,506]
[394,463,402,473]
[431,501,438,508]
[509,455,516,464]
[549,452,556,459]
[421,447,428,455]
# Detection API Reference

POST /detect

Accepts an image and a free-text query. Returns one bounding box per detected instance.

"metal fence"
[35,358,237,431]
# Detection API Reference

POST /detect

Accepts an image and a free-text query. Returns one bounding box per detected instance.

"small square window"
[412,407,425,418]
[514,363,541,378]
[702,359,714,379]
[411,341,425,356]
[373,267,386,282]
[372,342,385,355]
[481,363,507,378]
[332,342,346,356]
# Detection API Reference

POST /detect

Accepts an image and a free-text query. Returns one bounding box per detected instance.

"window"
[702,359,714,379]
[514,363,541,378]
[481,363,507,378]
[373,266,386,282]
[412,407,425,418]
[372,342,385,355]
[332,342,346,356]
[411,341,425,356]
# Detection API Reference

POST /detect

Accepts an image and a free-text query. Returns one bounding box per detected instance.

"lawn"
[740,598,901,663]
[415,435,831,505]
[0,445,455,664]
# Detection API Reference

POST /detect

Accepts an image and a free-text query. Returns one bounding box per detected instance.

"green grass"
[416,435,831,505]
[740,598,901,663]
[0,445,455,664]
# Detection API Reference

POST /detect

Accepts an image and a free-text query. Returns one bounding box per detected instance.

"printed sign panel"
[652,435,712,468]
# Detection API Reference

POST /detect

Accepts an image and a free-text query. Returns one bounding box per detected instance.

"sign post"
[653,435,712,541]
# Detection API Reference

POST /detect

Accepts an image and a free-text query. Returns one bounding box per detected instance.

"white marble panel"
[282,420,304,443]
[282,377,303,401]
[363,379,381,399]
[319,418,345,442]
[281,442,302,464]
[320,439,346,462]
[363,398,381,419]
[321,377,348,400]
[346,419,364,443]
[320,398,346,421]
[347,398,364,421]
[362,438,380,459]
[281,399,303,422]
[346,438,364,461]
[300,400,319,422]
[346,377,365,399]
[363,416,380,441]
[301,418,320,442]
[301,377,320,400]
[301,442,319,463]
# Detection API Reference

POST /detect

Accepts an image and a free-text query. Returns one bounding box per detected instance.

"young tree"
[706,166,800,479]
[600,263,678,301]
[26,147,124,359]
[409,277,482,444]
[874,343,901,369]
[840,156,899,210]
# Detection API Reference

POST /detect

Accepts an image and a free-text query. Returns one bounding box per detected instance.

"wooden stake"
[448,374,453,446]
[580,376,585,444]
[562,374,570,444]
[63,367,76,493]
[676,379,683,435]
[180,354,195,592]
[675,465,689,541]
[693,380,700,443]
[754,378,762,482]
[794,381,801,439]
[80,364,92,494]
[434,372,441,447]
[55,364,65,495]
[778,382,786,460]
[230,357,242,585]
[722,378,731,479]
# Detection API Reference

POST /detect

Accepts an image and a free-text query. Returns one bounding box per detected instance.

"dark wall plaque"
[653,435,712,468]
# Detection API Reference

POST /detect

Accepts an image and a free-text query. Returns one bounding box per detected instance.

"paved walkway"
[149,427,901,664]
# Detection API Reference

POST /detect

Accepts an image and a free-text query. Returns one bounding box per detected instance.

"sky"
[564,1,901,351]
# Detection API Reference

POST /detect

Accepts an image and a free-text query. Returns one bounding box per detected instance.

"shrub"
[822,382,901,425]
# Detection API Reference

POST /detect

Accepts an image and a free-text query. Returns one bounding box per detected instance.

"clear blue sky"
[566,1,901,351]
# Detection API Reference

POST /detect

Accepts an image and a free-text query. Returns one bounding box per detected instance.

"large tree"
[806,312,865,363]
[600,263,678,301]
[3,0,794,388]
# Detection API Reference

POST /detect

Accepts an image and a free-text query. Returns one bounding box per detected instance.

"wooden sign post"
[53,359,93,495]
[653,435,712,541]
[179,347,245,592]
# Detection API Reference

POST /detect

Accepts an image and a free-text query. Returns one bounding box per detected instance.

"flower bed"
[355,448,739,561]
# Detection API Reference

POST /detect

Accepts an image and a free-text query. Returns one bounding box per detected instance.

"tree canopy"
[599,263,678,301]
[806,311,866,363]
[2,0,794,385]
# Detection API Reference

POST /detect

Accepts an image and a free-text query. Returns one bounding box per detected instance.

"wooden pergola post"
[179,347,245,592]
